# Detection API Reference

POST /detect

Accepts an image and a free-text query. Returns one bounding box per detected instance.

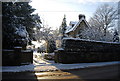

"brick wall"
[54,38,120,64]
[2,47,33,66]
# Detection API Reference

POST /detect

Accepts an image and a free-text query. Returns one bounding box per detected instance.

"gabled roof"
[65,17,90,33]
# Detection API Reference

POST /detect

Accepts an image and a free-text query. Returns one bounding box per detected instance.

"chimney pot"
[78,14,85,20]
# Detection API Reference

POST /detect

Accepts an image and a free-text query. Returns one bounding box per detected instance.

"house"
[56,14,91,48]
[65,14,90,38]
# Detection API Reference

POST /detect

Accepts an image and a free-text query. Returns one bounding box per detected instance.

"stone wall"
[2,47,33,66]
[54,38,120,64]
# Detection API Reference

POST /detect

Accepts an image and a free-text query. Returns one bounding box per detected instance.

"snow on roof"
[65,17,90,34]
[69,21,78,25]
[66,26,72,31]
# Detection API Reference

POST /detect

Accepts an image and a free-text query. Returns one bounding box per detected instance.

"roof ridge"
[65,17,90,33]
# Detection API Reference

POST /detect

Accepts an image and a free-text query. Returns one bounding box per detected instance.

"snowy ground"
[1,52,120,72]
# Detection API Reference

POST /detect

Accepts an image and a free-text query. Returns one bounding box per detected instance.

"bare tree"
[90,4,117,35]
[88,3,117,41]
[34,22,59,52]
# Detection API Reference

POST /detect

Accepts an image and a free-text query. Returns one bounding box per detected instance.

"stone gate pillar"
[14,46,22,65]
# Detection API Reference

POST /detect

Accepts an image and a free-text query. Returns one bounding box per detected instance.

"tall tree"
[89,4,117,36]
[34,25,57,53]
[2,2,16,49]
[2,2,41,49]
[87,3,117,42]
[59,15,67,39]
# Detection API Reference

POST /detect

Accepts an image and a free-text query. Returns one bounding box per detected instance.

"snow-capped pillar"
[14,46,22,53]
[54,48,64,63]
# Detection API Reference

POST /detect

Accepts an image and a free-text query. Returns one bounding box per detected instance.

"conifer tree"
[2,2,41,49]
[59,15,67,39]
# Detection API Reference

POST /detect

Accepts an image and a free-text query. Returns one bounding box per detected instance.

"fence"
[54,38,120,64]
[2,47,33,66]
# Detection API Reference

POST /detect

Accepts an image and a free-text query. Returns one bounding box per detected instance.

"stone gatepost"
[14,46,22,65]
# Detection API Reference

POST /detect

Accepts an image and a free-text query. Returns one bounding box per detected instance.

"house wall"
[67,31,75,37]
[56,40,62,48]
[67,21,88,38]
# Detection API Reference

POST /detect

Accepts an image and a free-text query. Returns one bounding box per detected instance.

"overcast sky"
[29,0,119,30]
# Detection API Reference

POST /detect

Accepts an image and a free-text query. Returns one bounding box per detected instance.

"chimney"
[78,14,85,20]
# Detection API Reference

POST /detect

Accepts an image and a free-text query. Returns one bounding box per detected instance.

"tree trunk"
[46,40,49,53]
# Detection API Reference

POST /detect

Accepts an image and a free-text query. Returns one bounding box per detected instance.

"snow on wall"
[63,37,120,44]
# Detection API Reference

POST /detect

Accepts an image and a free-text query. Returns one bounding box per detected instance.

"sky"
[29,0,119,30]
